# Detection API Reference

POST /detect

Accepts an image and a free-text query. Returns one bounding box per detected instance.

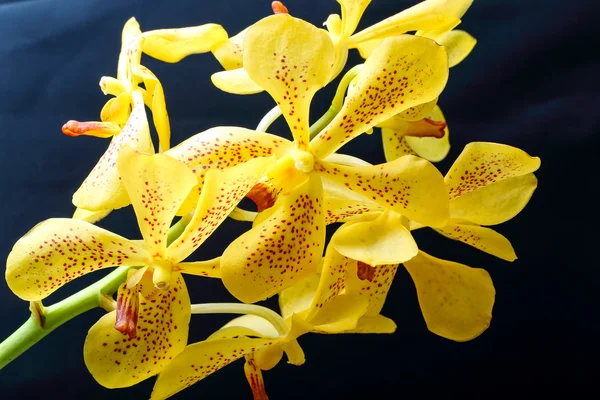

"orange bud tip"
[271,1,289,14]
[422,118,447,138]
[357,261,376,282]
[246,182,277,213]
[61,120,120,138]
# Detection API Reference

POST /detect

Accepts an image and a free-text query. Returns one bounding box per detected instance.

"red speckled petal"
[84,272,190,388]
[150,337,275,400]
[72,90,154,212]
[6,218,150,301]
[403,250,495,342]
[345,262,398,316]
[221,174,325,303]
[324,197,383,224]
[310,35,448,159]
[117,146,197,260]
[381,127,417,161]
[437,221,517,261]
[445,142,541,200]
[165,127,292,216]
[212,27,249,70]
[243,14,335,149]
[244,354,269,400]
[315,155,449,228]
[167,157,275,263]
[176,257,221,278]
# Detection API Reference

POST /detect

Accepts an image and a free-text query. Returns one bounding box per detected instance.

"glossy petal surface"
[337,0,372,38]
[72,91,154,211]
[117,146,197,259]
[150,337,274,400]
[439,30,477,68]
[438,222,517,261]
[403,250,495,342]
[167,157,275,263]
[243,14,335,149]
[221,174,325,303]
[445,142,541,200]
[316,155,449,227]
[311,35,448,158]
[211,68,265,95]
[165,127,291,215]
[404,105,450,162]
[6,219,149,301]
[211,27,249,70]
[84,272,191,388]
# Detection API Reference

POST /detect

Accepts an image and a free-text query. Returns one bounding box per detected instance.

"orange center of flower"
[405,118,447,139]
[114,284,139,339]
[246,181,277,212]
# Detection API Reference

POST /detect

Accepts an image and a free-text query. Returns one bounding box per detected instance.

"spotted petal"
[310,35,448,159]
[141,24,228,63]
[6,219,150,301]
[117,146,197,260]
[221,174,325,303]
[117,18,142,82]
[150,337,274,400]
[72,90,154,211]
[315,155,449,228]
[167,157,276,263]
[84,272,190,388]
[445,142,541,200]
[449,173,538,226]
[165,127,292,216]
[243,14,335,149]
[437,221,517,261]
[212,27,249,70]
[403,250,495,342]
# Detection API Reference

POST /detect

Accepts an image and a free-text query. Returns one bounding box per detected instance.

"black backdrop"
[1,0,599,398]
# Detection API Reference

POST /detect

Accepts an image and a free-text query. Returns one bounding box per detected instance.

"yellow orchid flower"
[419,142,542,261]
[195,14,452,304]
[6,146,275,387]
[150,270,392,400]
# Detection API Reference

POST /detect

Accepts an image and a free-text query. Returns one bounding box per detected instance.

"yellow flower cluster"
[4,1,540,399]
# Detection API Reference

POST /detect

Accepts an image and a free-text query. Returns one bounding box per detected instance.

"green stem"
[0,217,192,370]
[308,64,364,139]
[0,266,130,370]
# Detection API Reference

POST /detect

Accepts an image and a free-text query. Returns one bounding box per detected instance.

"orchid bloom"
[182,13,452,304]
[6,146,275,387]
[149,251,395,400]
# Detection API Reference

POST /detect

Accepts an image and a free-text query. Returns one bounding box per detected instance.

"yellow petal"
[165,127,292,216]
[438,30,476,68]
[315,155,449,228]
[220,315,280,338]
[309,294,369,333]
[324,14,342,37]
[351,315,397,333]
[167,157,275,263]
[100,92,132,127]
[324,197,383,224]
[346,262,399,316]
[211,67,265,94]
[117,17,142,82]
[72,207,112,224]
[403,250,495,341]
[437,221,517,261]
[211,27,249,70]
[332,210,417,265]
[221,174,325,303]
[141,24,228,63]
[450,174,538,226]
[117,146,197,259]
[6,218,150,301]
[311,35,448,159]
[445,142,541,200]
[381,128,417,161]
[177,257,221,278]
[84,272,191,388]
[337,0,372,38]
[278,274,320,320]
[244,355,269,400]
[308,244,353,316]
[243,14,335,149]
[404,105,450,162]
[348,0,461,46]
[72,90,154,211]
[150,337,275,400]
[130,64,170,150]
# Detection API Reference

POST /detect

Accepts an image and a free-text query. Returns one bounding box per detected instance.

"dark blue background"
[0,0,599,398]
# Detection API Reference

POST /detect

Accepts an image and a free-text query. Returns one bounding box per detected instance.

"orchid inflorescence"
[0,1,541,399]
